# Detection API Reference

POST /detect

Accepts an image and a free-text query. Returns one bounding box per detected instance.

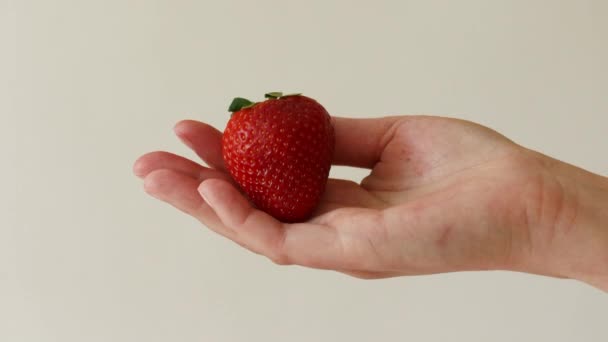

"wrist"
[562,171,608,290]
[528,154,608,291]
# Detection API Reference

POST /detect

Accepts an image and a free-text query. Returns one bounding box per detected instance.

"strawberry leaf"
[281,93,302,97]
[264,92,283,99]
[228,97,255,112]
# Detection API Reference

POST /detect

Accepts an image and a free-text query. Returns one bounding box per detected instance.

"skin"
[133,116,608,291]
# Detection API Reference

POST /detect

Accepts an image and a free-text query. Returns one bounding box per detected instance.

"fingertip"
[143,169,169,196]
[197,179,213,205]
[176,118,211,131]
[141,168,222,220]
[198,178,252,227]
[172,120,227,171]
[132,151,168,178]
[198,178,228,209]
[133,152,156,178]
[173,120,191,139]
[133,156,146,178]
[173,119,195,133]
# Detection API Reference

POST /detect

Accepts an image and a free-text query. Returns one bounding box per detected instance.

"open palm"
[135,116,564,278]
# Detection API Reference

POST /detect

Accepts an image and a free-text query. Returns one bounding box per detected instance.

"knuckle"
[269,252,291,266]
[269,231,291,266]
[346,271,380,280]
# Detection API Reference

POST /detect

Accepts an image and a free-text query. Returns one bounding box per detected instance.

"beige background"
[4,0,608,341]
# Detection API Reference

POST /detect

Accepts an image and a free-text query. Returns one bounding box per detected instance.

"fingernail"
[174,123,194,147]
[199,183,212,206]
[177,134,194,149]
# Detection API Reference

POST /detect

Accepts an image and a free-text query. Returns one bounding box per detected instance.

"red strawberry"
[222,92,334,222]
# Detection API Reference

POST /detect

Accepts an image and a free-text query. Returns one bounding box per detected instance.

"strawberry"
[222,92,335,222]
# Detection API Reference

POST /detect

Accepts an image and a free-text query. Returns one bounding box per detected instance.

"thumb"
[197,179,351,270]
[198,179,288,262]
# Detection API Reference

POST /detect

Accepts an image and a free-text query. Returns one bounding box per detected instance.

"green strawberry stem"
[228,92,303,112]
[264,92,283,99]
[228,97,256,112]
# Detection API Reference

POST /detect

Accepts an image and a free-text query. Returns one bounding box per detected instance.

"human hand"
[134,116,608,290]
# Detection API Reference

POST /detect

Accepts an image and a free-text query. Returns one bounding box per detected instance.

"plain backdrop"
[3,0,607,341]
